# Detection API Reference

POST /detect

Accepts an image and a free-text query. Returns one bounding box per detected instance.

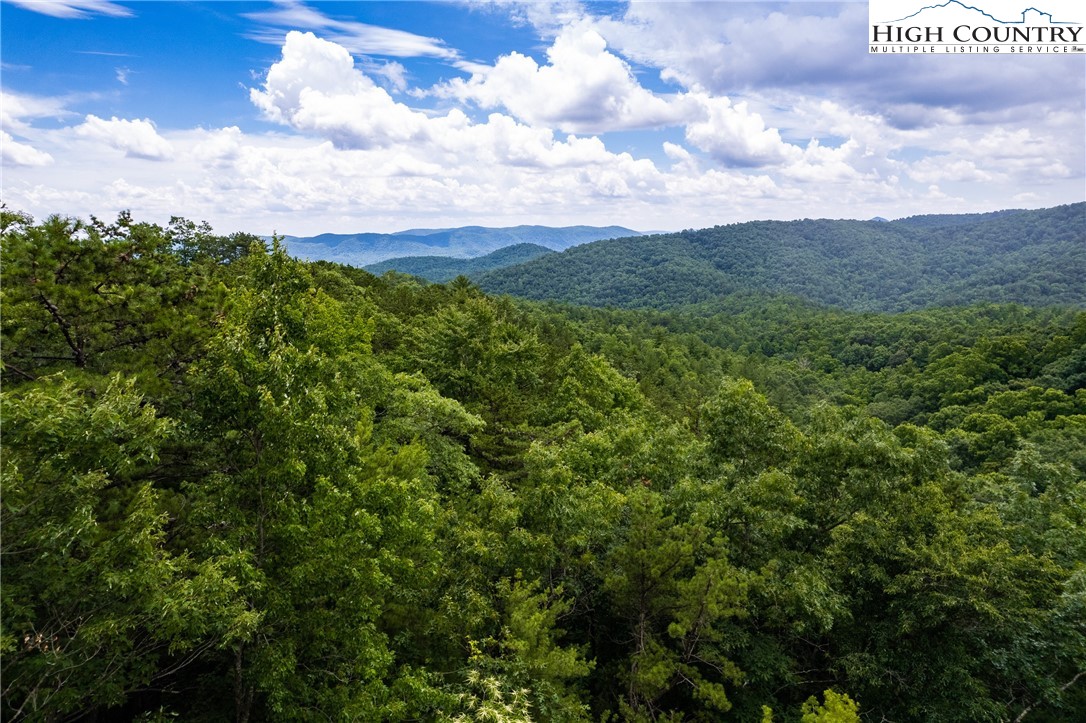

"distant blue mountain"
[278,225,641,267]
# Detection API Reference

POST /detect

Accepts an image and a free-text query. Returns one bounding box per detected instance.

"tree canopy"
[2,208,1083,721]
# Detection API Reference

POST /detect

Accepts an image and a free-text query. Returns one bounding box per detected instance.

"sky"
[1,0,1084,236]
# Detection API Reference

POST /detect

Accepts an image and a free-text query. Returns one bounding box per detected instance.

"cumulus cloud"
[941,127,1077,179]
[781,138,867,184]
[426,21,869,173]
[4,111,1076,239]
[950,127,1052,161]
[907,157,1003,184]
[546,2,1085,127]
[1,90,68,167]
[74,115,174,160]
[663,141,699,175]
[250,30,672,176]
[250,31,430,149]
[3,19,1081,238]
[683,94,800,167]
[244,4,1083,205]
[1,130,54,166]
[433,25,682,133]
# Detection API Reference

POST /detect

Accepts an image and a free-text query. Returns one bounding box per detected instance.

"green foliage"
[185,243,444,720]
[602,486,748,721]
[800,690,860,722]
[702,378,800,472]
[365,243,556,282]
[480,203,1086,312]
[3,209,1083,722]
[0,210,243,392]
[399,294,546,471]
[0,375,254,720]
[452,669,534,723]
[460,577,594,722]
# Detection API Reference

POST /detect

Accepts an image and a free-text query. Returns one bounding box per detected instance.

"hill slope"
[478,204,1086,312]
[363,243,555,282]
[282,225,639,266]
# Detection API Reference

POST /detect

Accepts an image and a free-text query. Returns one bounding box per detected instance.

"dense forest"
[2,209,1084,722]
[479,204,1086,312]
[365,243,555,283]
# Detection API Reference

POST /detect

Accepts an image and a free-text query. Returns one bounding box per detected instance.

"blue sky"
[2,0,1084,235]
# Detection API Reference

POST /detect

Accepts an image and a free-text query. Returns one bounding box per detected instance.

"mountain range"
[475,203,1085,312]
[280,225,640,266]
[363,243,555,282]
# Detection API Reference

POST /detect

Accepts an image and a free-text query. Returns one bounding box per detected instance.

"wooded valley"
[2,207,1083,722]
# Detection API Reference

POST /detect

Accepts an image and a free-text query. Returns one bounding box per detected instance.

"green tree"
[1,375,253,720]
[701,378,800,474]
[185,244,441,720]
[603,488,748,721]
[0,211,232,391]
[800,689,860,722]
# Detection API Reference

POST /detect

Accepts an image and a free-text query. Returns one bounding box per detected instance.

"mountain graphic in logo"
[885,1,1075,24]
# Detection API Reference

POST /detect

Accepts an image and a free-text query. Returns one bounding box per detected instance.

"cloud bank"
[1,1,1082,235]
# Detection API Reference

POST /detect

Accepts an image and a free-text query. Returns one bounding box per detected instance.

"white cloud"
[244,0,458,60]
[1,130,54,166]
[683,94,800,167]
[250,30,672,175]
[1,89,71,133]
[433,24,682,133]
[558,2,1084,128]
[663,141,699,175]
[5,113,1077,238]
[7,0,131,18]
[426,20,881,176]
[908,158,1003,184]
[74,115,174,160]
[943,127,1077,180]
[3,21,1082,238]
[781,138,866,184]
[2,90,66,167]
[951,127,1051,161]
[461,0,586,37]
[368,60,408,93]
[191,125,244,166]
[250,32,431,149]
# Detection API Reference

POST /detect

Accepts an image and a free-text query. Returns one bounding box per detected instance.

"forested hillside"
[2,210,1084,722]
[365,243,555,282]
[479,204,1086,311]
[283,225,639,267]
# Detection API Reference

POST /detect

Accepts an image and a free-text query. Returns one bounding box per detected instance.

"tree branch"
[36,294,85,367]
[1013,670,1085,722]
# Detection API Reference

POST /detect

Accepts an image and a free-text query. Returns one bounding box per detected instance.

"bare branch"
[1013,670,1085,722]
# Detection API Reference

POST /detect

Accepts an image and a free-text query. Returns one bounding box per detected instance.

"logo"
[870,0,1085,53]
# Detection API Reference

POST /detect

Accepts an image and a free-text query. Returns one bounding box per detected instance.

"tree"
[1,375,253,720]
[0,211,235,395]
[701,378,800,474]
[800,689,860,722]
[184,244,442,720]
[603,487,748,721]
